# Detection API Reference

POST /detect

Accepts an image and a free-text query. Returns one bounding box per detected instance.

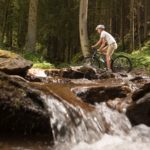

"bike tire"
[111,55,132,73]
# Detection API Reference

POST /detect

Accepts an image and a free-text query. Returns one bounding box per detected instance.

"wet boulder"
[132,83,150,101]
[126,83,150,126]
[45,66,97,79]
[0,71,52,138]
[45,66,115,80]
[72,80,131,105]
[0,50,32,76]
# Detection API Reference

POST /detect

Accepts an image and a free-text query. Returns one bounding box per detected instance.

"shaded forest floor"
[29,40,150,75]
[1,40,150,74]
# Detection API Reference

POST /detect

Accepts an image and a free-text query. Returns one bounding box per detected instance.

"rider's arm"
[91,39,102,48]
[99,38,106,51]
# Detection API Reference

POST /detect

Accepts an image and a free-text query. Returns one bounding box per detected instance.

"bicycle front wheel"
[91,58,100,69]
[111,55,132,73]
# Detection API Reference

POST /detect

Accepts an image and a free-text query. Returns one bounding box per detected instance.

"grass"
[33,61,55,69]
[22,51,55,69]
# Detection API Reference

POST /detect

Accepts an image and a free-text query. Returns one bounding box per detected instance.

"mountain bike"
[90,48,132,73]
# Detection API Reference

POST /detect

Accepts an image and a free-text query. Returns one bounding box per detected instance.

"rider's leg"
[98,46,108,55]
[106,44,116,70]
[106,54,111,70]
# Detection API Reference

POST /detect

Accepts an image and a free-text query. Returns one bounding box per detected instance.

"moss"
[33,62,55,69]
[0,49,17,58]
[56,63,71,68]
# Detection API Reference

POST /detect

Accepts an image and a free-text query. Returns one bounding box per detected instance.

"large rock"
[126,83,150,126]
[0,71,52,138]
[44,66,115,80]
[132,83,150,101]
[72,82,130,105]
[0,50,32,76]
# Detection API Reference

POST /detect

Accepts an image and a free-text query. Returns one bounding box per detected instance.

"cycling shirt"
[100,31,116,45]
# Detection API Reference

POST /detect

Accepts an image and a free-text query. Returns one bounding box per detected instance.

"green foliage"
[33,62,55,69]
[130,49,150,67]
[55,51,84,68]
[22,51,44,63]
[71,51,83,64]
[22,51,55,69]
[112,41,150,73]
[130,42,150,73]
[56,63,71,68]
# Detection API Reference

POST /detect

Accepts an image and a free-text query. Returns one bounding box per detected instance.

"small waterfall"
[29,77,150,150]
[95,103,131,136]
[42,93,132,145]
[43,95,103,144]
[71,104,150,150]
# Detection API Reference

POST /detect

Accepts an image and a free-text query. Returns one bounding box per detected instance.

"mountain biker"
[91,24,117,71]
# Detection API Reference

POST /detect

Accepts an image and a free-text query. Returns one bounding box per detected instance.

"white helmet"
[95,24,105,30]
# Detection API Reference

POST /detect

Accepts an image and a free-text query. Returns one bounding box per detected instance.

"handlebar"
[91,47,105,55]
[91,47,97,51]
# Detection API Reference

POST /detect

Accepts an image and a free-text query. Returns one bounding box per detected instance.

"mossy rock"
[0,49,32,76]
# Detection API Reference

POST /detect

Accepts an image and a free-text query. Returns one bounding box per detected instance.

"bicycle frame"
[91,48,106,69]
[91,48,106,62]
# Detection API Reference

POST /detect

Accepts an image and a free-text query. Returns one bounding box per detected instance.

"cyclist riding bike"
[91,24,117,72]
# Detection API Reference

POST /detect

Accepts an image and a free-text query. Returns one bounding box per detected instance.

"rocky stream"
[0,50,150,150]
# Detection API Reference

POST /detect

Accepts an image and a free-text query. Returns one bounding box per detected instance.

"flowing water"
[1,99,150,150]
[2,97,150,150]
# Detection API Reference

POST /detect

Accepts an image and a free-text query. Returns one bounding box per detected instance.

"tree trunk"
[6,1,13,48]
[0,0,10,44]
[120,0,125,50]
[144,0,148,39]
[6,22,13,48]
[79,0,90,58]
[25,0,38,51]
[17,0,29,49]
[137,1,141,48]
[109,0,113,33]
[130,0,135,50]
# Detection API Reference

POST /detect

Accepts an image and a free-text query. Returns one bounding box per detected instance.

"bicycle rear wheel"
[111,55,132,73]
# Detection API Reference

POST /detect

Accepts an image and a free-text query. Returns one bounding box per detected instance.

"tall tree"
[16,0,29,48]
[144,0,148,39]
[0,0,10,44]
[79,0,90,58]
[130,0,135,50]
[25,0,38,51]
[137,0,142,48]
[0,0,150,63]
[120,0,125,50]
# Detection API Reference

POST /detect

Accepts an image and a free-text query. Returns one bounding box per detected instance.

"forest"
[0,0,149,65]
[0,1,150,150]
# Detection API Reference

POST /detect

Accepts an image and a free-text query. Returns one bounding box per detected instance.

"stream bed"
[0,67,150,150]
